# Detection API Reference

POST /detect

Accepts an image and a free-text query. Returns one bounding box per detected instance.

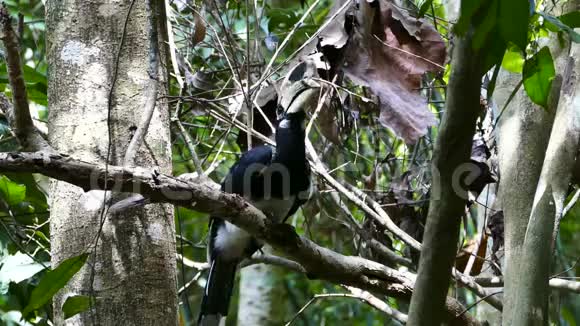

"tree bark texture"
[494,4,572,324]
[510,2,580,324]
[238,258,288,325]
[45,1,177,324]
[407,31,483,325]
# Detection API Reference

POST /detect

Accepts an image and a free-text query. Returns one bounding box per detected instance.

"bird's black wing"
[219,145,274,197]
[199,145,274,326]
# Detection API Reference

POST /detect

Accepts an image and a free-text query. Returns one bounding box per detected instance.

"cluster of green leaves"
[455,0,580,109]
[0,171,88,323]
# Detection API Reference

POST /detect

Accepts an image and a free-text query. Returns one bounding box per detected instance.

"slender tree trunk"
[407,30,482,325]
[474,184,502,325]
[238,247,288,325]
[46,1,177,324]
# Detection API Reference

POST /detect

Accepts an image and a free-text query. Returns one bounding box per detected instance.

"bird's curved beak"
[277,60,322,119]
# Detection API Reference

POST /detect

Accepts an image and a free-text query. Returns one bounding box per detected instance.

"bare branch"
[241,254,307,274]
[0,151,414,299]
[306,140,422,251]
[345,286,408,323]
[173,118,204,175]
[0,151,484,323]
[475,276,580,293]
[285,291,407,326]
[0,5,52,152]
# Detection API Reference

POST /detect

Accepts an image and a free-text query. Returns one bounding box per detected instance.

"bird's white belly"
[213,196,296,260]
[214,222,252,260]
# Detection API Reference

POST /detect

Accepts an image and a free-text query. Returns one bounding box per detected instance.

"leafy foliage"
[61,295,91,320]
[0,0,579,324]
[522,46,555,109]
[21,254,88,318]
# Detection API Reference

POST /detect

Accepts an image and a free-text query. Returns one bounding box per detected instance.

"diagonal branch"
[0,151,414,298]
[0,151,480,324]
[0,5,52,152]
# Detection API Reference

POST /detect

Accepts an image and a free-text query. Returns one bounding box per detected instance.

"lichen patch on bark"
[60,40,101,66]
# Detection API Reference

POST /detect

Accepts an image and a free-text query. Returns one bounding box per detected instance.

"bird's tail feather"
[197,258,237,326]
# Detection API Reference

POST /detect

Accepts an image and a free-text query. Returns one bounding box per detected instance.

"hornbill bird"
[197,61,320,326]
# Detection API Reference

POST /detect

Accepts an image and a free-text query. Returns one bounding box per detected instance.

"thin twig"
[174,118,204,174]
[305,77,335,137]
[373,34,445,69]
[492,79,523,131]
[177,270,203,295]
[285,290,407,326]
[454,290,503,319]
[164,0,184,88]
[253,0,353,90]
[561,188,580,218]
[260,0,323,80]
[346,286,408,323]
[330,191,413,267]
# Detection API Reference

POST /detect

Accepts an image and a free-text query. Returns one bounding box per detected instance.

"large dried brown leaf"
[319,0,446,143]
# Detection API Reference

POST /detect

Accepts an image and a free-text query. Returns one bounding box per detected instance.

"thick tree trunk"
[46,1,177,325]
[494,4,572,324]
[494,68,555,326]
[510,2,580,324]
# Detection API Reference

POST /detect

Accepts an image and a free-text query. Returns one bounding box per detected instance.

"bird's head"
[277,58,321,120]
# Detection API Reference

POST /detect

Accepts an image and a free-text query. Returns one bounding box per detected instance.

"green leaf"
[418,0,434,18]
[267,9,298,33]
[2,173,47,210]
[472,0,498,50]
[22,65,47,86]
[0,64,46,86]
[501,47,525,73]
[21,253,89,317]
[455,0,485,35]
[499,0,529,50]
[480,27,507,76]
[27,85,48,106]
[0,175,26,206]
[559,11,580,28]
[561,307,577,326]
[62,295,91,319]
[523,47,555,109]
[540,12,580,43]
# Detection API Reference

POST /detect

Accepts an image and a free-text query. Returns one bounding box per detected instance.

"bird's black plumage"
[198,105,313,326]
